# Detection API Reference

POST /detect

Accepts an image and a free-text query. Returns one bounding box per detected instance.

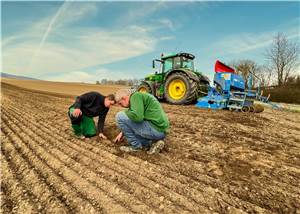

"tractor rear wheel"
[164,72,197,104]
[137,82,152,94]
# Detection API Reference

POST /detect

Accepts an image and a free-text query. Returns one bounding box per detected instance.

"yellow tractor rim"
[138,87,147,93]
[168,79,186,100]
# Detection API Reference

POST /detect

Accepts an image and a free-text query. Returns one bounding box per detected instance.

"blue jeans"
[116,111,166,149]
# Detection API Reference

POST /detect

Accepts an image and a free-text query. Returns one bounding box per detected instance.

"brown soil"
[1,81,300,214]
[1,78,128,97]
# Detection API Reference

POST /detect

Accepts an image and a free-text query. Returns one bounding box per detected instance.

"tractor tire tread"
[165,72,198,105]
[137,82,152,94]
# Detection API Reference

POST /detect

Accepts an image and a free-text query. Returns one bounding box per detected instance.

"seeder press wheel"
[242,106,250,112]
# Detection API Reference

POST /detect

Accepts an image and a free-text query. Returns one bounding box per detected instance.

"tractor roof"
[161,52,195,60]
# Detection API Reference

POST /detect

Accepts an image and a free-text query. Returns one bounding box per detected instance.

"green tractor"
[137,52,210,104]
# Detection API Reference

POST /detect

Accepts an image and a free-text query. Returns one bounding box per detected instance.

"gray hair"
[114,89,134,102]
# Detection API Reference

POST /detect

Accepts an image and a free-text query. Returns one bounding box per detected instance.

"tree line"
[229,33,299,88]
[96,79,141,86]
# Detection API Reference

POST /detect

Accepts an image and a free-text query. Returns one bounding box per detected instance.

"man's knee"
[115,111,129,124]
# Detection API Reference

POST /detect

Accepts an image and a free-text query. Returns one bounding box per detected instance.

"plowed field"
[1,82,300,214]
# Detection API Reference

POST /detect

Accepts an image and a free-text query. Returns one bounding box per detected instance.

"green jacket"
[125,92,170,133]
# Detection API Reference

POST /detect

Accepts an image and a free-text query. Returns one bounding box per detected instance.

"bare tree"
[229,59,261,88]
[101,79,108,85]
[265,33,299,86]
[257,65,274,87]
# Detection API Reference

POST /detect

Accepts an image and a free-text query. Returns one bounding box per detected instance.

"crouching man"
[68,91,115,139]
[114,89,169,154]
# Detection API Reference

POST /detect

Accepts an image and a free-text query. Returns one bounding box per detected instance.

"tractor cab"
[153,52,195,73]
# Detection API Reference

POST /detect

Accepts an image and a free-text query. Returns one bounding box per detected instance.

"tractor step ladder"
[227,92,247,111]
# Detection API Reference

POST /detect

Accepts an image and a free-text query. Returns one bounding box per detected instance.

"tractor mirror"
[152,60,155,69]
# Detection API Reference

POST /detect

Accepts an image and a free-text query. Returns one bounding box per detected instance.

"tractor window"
[182,57,194,70]
[163,58,172,73]
[173,57,181,69]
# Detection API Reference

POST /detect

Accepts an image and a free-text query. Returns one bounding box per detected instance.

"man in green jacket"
[114,89,169,154]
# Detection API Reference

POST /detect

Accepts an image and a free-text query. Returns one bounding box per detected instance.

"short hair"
[106,94,115,101]
[114,89,132,102]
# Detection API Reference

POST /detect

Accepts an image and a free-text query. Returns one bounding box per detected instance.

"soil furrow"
[1,150,39,213]
[3,104,206,213]
[1,138,68,214]
[2,82,300,213]
[2,111,130,214]
[13,122,177,213]
[46,110,299,213]
[42,131,211,212]
[3,111,158,213]
[34,103,298,191]
[1,116,99,213]
[5,101,287,213]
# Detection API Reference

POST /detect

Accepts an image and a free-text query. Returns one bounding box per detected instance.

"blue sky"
[2,1,299,83]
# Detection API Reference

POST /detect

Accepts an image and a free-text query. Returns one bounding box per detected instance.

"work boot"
[147,140,165,155]
[120,146,140,153]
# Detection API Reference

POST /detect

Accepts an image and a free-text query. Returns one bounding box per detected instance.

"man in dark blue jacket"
[68,92,115,139]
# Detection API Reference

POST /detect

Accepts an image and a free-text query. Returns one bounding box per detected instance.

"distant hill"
[1,72,39,80]
[1,76,127,96]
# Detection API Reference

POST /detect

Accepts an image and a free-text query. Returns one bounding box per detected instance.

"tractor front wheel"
[137,82,152,94]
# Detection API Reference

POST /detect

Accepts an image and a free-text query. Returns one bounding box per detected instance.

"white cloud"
[118,2,166,25]
[46,68,140,83]
[47,71,94,83]
[159,36,175,41]
[2,2,165,81]
[3,26,157,76]
[211,25,300,56]
[54,2,99,29]
[158,19,175,31]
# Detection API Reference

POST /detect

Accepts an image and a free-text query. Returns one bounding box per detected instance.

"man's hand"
[114,132,123,143]
[72,108,82,118]
[98,133,107,140]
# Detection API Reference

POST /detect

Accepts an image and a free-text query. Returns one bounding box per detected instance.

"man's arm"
[114,132,123,143]
[97,109,108,134]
